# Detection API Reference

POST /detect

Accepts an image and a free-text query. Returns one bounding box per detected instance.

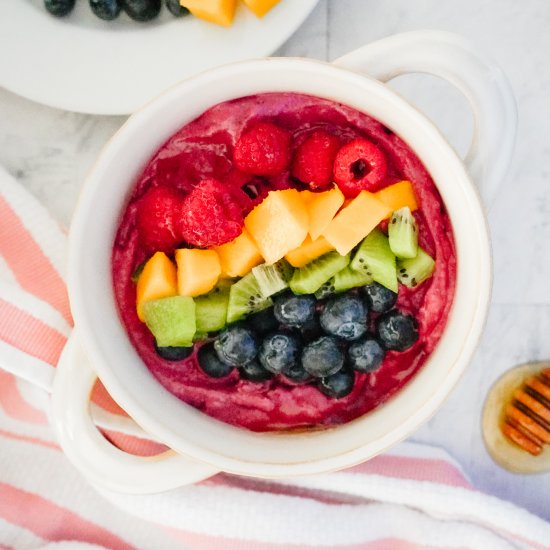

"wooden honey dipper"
[483,362,550,473]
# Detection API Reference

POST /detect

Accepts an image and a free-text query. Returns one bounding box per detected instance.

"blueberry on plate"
[239,360,273,382]
[377,310,419,351]
[274,294,316,328]
[258,332,301,375]
[89,0,121,20]
[247,307,279,335]
[121,0,161,21]
[214,326,258,367]
[44,0,75,17]
[318,369,355,399]
[165,0,190,16]
[197,343,234,378]
[154,342,194,362]
[320,294,368,341]
[302,336,344,378]
[347,336,385,372]
[362,282,397,313]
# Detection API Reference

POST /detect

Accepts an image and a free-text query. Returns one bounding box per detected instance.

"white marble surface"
[2,0,550,521]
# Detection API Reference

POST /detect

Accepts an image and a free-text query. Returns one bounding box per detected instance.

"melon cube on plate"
[180,0,236,26]
[285,236,334,268]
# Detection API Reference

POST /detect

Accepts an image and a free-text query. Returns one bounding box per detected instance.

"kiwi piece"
[289,251,350,295]
[333,265,373,292]
[397,247,435,288]
[227,273,273,324]
[194,283,231,333]
[142,296,196,348]
[131,260,147,283]
[252,259,294,299]
[350,229,398,292]
[389,207,418,259]
[314,279,336,299]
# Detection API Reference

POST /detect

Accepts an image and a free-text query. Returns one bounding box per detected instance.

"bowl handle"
[51,333,219,494]
[333,30,517,207]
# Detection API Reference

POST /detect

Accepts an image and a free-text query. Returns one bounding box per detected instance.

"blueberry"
[318,369,355,399]
[302,336,344,378]
[320,294,368,341]
[274,294,316,328]
[362,283,397,313]
[258,332,301,375]
[239,360,272,382]
[377,310,419,351]
[281,362,312,384]
[44,0,75,16]
[90,0,121,20]
[214,326,258,367]
[247,307,279,335]
[197,343,234,378]
[300,317,324,342]
[121,0,161,21]
[154,342,194,362]
[347,336,385,372]
[165,0,190,16]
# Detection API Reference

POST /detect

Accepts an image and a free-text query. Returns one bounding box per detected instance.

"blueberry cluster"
[193,283,419,399]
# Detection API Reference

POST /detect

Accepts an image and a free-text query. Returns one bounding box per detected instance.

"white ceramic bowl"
[52,31,517,494]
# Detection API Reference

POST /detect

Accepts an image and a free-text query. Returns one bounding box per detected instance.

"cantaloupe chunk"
[307,187,345,240]
[136,252,177,322]
[322,192,391,255]
[175,248,221,297]
[241,0,280,17]
[180,0,236,26]
[375,180,418,216]
[300,189,315,205]
[285,236,334,268]
[245,189,309,264]
[214,229,263,277]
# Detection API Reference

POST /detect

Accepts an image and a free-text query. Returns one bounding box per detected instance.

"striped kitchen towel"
[0,164,549,550]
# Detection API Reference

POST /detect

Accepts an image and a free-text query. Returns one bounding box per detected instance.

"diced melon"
[180,0,236,26]
[245,189,309,265]
[136,252,177,322]
[300,189,315,205]
[375,180,418,216]
[241,0,280,17]
[175,249,221,297]
[214,229,263,278]
[322,191,392,256]
[307,186,345,240]
[285,236,334,268]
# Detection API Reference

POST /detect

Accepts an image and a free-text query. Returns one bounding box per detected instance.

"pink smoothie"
[112,92,456,432]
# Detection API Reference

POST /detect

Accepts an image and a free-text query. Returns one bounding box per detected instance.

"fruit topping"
[180,0,236,26]
[142,296,196,347]
[244,189,308,264]
[242,0,280,18]
[322,191,391,256]
[377,310,419,351]
[179,178,244,248]
[155,343,194,362]
[89,0,121,20]
[44,0,75,16]
[389,207,418,259]
[252,260,293,299]
[397,247,436,288]
[234,122,291,177]
[362,282,397,313]
[306,186,345,240]
[273,294,316,328]
[135,252,177,321]
[226,272,273,324]
[175,248,221,297]
[214,326,258,367]
[239,360,273,382]
[291,130,341,190]
[350,229,398,293]
[258,332,301,375]
[318,369,355,399]
[333,138,388,197]
[165,0,190,16]
[246,307,279,335]
[320,294,368,342]
[214,229,263,278]
[375,180,418,214]
[194,282,230,333]
[301,336,344,378]
[135,186,185,253]
[121,0,161,21]
[198,342,234,378]
[347,336,385,373]
[285,236,334,269]
[289,251,350,295]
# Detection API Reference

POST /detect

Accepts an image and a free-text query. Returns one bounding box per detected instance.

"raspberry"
[333,138,388,197]
[179,179,244,248]
[234,122,290,177]
[291,130,340,190]
[135,186,185,253]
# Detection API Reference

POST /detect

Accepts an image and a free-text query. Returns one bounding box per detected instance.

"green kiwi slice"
[226,273,273,324]
[252,259,294,299]
[389,207,418,259]
[142,296,196,347]
[194,282,231,333]
[350,229,398,292]
[397,247,436,288]
[289,251,350,295]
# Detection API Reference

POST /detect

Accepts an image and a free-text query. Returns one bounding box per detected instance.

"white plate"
[0,0,319,115]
